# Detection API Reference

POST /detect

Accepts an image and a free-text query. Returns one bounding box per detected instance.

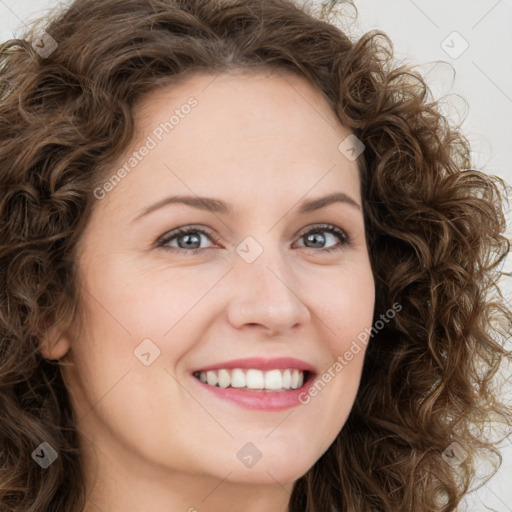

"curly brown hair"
[1,0,511,510]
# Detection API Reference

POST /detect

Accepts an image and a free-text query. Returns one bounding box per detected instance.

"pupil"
[179,233,200,249]
[307,232,325,248]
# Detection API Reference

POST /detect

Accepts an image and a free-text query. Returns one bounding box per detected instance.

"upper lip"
[191,357,317,375]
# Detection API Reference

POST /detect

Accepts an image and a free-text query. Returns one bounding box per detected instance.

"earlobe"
[39,323,71,361]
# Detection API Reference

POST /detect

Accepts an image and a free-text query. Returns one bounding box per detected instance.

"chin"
[210,447,318,485]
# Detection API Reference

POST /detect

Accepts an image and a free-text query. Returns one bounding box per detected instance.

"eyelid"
[295,223,348,239]
[293,223,352,252]
[155,224,220,249]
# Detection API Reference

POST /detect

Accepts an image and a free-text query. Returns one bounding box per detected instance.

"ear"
[39,322,71,360]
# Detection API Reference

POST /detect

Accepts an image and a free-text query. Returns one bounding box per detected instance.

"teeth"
[246,369,264,389]
[291,369,302,389]
[231,369,246,388]
[195,368,306,391]
[217,369,230,389]
[206,370,218,386]
[265,369,283,390]
[282,369,291,388]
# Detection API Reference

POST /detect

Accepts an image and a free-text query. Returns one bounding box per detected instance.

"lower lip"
[191,373,314,411]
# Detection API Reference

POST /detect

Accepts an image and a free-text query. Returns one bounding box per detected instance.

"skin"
[42,69,376,512]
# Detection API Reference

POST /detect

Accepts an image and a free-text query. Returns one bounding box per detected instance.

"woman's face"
[49,70,375,490]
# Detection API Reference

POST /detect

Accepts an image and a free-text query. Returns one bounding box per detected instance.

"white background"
[1,0,511,510]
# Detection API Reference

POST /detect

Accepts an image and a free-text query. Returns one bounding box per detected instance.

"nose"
[225,243,311,337]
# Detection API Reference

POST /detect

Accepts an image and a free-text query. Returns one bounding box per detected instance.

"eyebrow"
[132,191,361,222]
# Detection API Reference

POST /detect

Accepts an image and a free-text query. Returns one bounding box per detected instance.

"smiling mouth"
[192,368,309,391]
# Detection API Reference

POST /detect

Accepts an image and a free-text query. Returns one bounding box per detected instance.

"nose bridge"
[225,232,310,333]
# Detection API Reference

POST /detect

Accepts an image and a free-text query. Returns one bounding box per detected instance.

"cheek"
[296,261,374,435]
[78,256,205,340]
[67,261,211,415]
[307,261,376,347]
[296,348,366,459]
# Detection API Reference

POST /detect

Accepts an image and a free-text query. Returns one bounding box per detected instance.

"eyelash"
[155,223,352,255]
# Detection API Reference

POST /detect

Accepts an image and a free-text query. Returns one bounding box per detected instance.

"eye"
[156,223,352,254]
[294,223,352,253]
[156,225,219,254]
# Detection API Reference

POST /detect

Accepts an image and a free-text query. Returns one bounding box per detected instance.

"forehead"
[131,70,357,174]
[132,69,348,152]
[92,69,363,222]
[135,68,336,123]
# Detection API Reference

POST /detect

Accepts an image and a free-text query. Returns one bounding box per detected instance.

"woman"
[0,0,510,510]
